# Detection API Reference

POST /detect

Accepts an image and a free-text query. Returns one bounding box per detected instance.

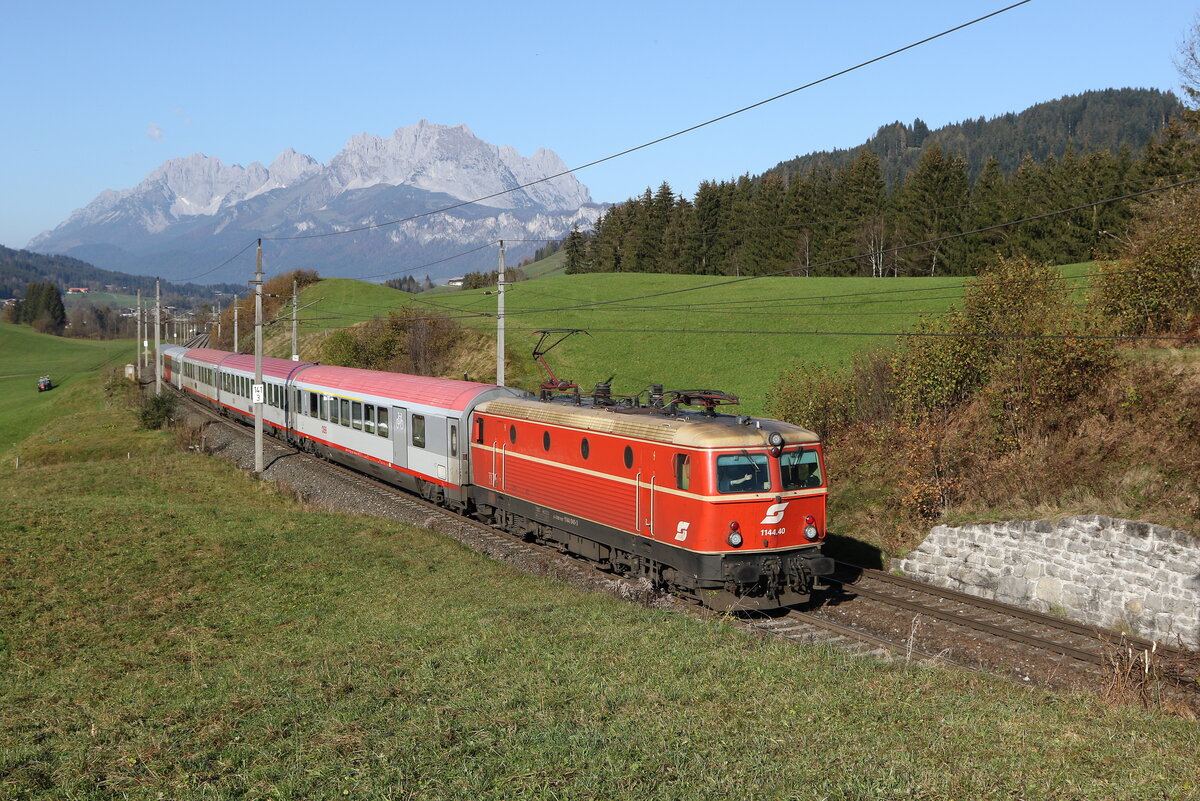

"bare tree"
[1175,15,1200,110]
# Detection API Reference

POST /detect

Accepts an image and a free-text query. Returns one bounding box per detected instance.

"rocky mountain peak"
[26,121,601,284]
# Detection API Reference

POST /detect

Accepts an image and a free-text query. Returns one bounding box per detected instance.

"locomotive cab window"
[716,453,771,494]
[674,454,691,490]
[412,415,426,448]
[781,448,823,489]
[475,418,484,443]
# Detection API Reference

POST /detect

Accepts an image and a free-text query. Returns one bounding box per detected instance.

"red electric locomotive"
[468,392,832,609]
[162,344,833,610]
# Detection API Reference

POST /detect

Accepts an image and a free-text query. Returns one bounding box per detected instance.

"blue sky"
[2,0,1196,251]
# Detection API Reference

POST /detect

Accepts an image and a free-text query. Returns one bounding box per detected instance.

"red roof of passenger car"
[220,353,315,380]
[184,347,237,366]
[295,364,499,412]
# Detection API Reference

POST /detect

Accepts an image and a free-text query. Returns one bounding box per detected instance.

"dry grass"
[829,350,1200,556]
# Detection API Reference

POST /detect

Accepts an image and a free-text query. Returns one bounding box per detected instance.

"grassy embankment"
[280,267,1023,416]
[0,322,135,454]
[3,316,1198,799]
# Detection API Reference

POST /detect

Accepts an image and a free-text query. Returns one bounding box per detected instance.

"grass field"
[295,272,966,414]
[2,323,1198,800]
[281,263,1100,415]
[62,292,138,310]
[0,322,136,454]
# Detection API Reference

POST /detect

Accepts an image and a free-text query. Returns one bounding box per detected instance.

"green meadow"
[0,322,135,454]
[1,314,1197,800]
[291,263,1097,415]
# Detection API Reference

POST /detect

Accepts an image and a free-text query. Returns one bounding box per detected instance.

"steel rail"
[841,562,1182,658]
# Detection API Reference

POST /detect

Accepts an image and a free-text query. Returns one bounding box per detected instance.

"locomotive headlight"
[728,531,743,547]
[804,525,819,541]
[768,431,784,448]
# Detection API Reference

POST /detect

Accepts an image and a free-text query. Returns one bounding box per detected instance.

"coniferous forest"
[566,89,1197,278]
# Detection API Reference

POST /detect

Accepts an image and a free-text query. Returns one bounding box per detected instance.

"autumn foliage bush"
[1094,187,1200,336]
[765,255,1200,552]
[321,307,461,377]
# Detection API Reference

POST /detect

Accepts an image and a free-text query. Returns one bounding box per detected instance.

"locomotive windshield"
[781,448,823,489]
[716,453,771,494]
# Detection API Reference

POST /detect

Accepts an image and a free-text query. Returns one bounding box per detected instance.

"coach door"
[392,406,408,469]
[446,418,462,485]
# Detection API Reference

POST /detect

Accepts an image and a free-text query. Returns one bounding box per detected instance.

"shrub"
[766,364,855,441]
[138,392,176,430]
[320,309,460,377]
[1094,186,1200,335]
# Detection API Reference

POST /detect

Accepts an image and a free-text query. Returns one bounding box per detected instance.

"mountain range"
[29,121,602,285]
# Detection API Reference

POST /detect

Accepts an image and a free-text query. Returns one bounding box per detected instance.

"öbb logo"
[760,503,788,525]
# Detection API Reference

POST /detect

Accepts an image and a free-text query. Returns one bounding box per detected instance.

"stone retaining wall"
[894,516,1199,648]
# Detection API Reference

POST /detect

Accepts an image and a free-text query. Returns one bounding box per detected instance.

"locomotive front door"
[391,406,408,468]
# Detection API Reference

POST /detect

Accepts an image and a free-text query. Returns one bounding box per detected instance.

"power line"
[259,1,1033,244]
[496,325,1195,343]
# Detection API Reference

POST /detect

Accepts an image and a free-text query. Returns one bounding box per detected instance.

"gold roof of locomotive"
[477,397,819,449]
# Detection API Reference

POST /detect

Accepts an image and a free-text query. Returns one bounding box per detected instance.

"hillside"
[0,244,239,304]
[767,88,1182,185]
[273,270,981,416]
[0,322,134,452]
[1,327,1196,797]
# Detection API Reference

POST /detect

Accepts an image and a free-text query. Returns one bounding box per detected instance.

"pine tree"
[898,147,969,275]
[745,173,790,275]
[564,225,588,274]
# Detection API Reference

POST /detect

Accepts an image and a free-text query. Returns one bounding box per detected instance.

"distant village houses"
[66,287,89,294]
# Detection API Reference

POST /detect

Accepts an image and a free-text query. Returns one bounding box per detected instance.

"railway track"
[164,379,1197,702]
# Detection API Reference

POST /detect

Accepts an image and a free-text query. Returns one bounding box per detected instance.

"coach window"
[580,438,590,459]
[674,454,691,490]
[320,395,330,422]
[352,401,363,431]
[542,431,551,451]
[377,408,388,438]
[412,415,426,448]
[364,404,376,434]
[623,446,634,470]
[340,399,351,427]
[328,397,339,425]
[308,392,318,417]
